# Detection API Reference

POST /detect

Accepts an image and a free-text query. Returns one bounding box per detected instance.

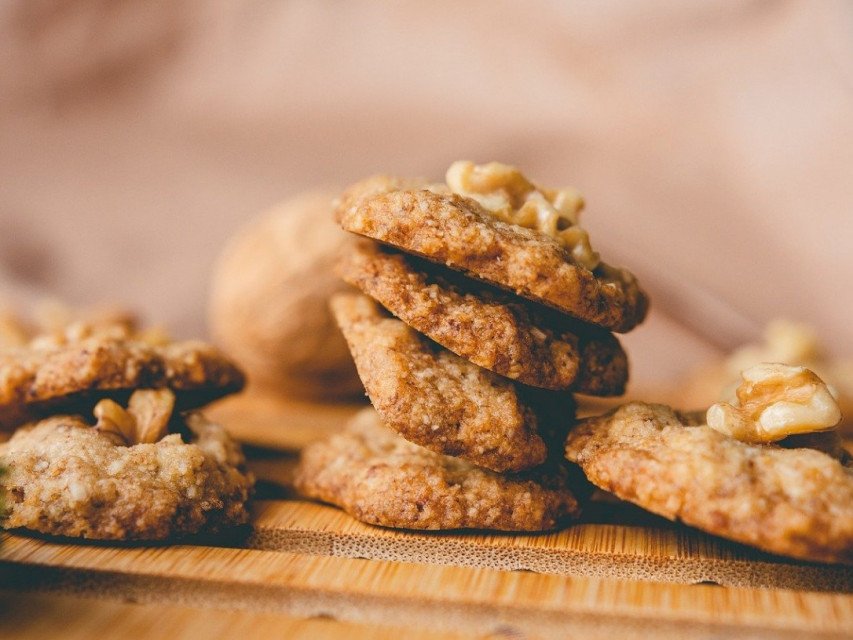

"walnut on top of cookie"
[293,161,648,532]
[566,362,852,564]
[0,389,254,540]
[336,161,649,333]
[676,318,853,436]
[0,301,254,541]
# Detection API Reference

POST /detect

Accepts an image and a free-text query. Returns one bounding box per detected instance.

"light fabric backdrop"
[1,0,851,392]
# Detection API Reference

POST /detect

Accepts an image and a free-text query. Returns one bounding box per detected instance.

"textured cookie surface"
[331,294,574,473]
[0,413,254,540]
[340,240,628,394]
[565,401,853,564]
[294,407,580,531]
[337,179,648,332]
[0,338,245,428]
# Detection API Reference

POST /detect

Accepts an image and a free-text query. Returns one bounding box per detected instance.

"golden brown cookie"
[0,337,245,429]
[339,240,628,395]
[0,411,254,540]
[337,176,648,333]
[565,402,853,564]
[294,407,580,531]
[330,293,575,473]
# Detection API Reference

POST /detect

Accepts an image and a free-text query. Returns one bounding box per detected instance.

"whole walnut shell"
[209,193,361,400]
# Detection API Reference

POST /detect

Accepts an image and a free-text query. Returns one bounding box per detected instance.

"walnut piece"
[94,388,176,446]
[706,363,841,443]
[444,161,598,270]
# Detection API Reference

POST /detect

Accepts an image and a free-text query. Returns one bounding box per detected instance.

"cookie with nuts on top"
[294,407,580,531]
[339,240,628,394]
[0,389,254,540]
[0,316,245,429]
[336,162,649,333]
[330,293,574,473]
[565,367,853,564]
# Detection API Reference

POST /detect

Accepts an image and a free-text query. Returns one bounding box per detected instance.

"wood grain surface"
[247,499,853,593]
[2,533,851,640]
[0,590,461,640]
[2,392,852,639]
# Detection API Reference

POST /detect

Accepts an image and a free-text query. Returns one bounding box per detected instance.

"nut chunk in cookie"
[0,389,254,541]
[337,162,649,333]
[330,293,573,473]
[339,240,628,394]
[565,400,853,564]
[294,408,580,531]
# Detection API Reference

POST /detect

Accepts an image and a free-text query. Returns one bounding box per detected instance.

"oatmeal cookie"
[339,240,628,394]
[565,402,853,564]
[336,175,648,332]
[294,407,580,531]
[0,412,253,540]
[331,294,574,473]
[0,337,245,429]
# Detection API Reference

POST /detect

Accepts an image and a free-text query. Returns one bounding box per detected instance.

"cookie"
[331,293,574,473]
[339,240,628,394]
[0,411,254,540]
[337,175,648,333]
[565,402,853,564]
[294,407,580,531]
[0,337,245,429]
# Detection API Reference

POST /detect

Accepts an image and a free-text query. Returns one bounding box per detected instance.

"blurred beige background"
[0,0,851,390]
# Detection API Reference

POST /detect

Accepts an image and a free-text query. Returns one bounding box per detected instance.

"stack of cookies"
[295,161,649,531]
[0,308,254,541]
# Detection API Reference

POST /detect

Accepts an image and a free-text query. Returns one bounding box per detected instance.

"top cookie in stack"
[337,161,648,335]
[295,161,648,532]
[337,161,647,392]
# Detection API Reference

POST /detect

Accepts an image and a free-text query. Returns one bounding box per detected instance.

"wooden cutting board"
[2,392,852,640]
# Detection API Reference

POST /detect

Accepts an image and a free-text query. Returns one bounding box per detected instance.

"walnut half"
[706,363,841,443]
[94,388,176,446]
[444,161,598,270]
